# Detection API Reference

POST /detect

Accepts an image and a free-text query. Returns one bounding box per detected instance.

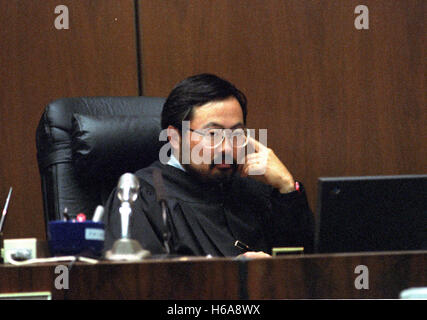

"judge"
[103,74,314,257]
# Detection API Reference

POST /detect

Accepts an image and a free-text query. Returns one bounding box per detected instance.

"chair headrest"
[71,113,163,181]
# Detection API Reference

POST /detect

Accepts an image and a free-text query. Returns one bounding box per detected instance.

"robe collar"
[146,161,235,204]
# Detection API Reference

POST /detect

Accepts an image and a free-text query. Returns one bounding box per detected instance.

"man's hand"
[237,251,271,259]
[240,137,295,193]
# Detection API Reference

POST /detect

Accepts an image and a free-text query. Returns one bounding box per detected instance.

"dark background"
[0,0,425,240]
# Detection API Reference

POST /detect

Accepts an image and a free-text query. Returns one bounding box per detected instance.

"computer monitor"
[314,174,427,253]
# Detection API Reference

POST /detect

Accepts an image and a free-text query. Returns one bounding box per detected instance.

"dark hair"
[161,74,247,130]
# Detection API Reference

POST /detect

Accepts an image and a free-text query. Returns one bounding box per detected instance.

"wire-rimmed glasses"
[189,128,250,149]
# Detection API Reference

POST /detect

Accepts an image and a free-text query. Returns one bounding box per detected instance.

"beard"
[183,153,239,186]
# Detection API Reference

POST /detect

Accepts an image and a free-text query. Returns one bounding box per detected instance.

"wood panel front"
[1,252,425,299]
[247,251,427,299]
[0,0,139,239]
[0,258,241,299]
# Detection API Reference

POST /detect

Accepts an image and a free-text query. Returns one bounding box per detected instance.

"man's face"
[181,97,245,184]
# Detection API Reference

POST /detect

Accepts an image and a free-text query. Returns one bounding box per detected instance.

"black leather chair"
[36,96,165,231]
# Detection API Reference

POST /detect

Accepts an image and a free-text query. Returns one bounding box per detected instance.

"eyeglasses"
[189,128,250,149]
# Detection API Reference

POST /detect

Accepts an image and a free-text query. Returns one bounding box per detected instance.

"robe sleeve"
[268,183,315,253]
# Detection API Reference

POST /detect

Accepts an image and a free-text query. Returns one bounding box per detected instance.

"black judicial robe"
[103,161,314,257]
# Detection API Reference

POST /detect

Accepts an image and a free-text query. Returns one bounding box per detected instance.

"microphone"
[105,172,151,261]
[117,173,140,239]
[117,173,140,203]
[152,168,171,254]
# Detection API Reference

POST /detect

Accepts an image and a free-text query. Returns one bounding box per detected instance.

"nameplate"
[85,228,105,241]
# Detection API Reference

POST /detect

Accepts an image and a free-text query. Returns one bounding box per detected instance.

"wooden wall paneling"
[138,0,426,211]
[0,0,139,239]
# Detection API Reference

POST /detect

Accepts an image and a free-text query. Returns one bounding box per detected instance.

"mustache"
[210,153,237,167]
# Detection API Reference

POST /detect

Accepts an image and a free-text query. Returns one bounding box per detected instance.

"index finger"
[246,136,267,153]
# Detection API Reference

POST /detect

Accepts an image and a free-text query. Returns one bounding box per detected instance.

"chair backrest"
[36,96,166,229]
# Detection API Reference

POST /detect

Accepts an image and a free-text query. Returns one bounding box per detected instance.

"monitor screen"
[314,174,427,253]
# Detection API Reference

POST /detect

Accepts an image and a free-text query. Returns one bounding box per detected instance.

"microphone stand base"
[105,238,151,261]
